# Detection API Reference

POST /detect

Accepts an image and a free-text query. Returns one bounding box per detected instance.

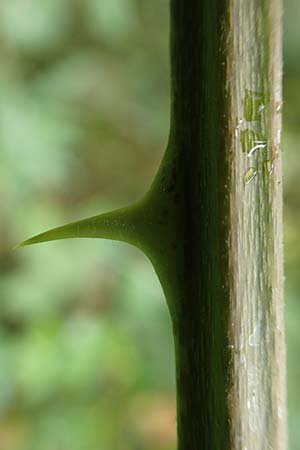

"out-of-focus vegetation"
[0,0,299,448]
[283,1,300,448]
[0,1,176,449]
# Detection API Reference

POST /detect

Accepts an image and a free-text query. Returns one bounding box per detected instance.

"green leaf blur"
[0,1,175,449]
[0,0,299,449]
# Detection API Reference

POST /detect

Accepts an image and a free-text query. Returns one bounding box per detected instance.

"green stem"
[18,1,287,449]
[166,1,229,448]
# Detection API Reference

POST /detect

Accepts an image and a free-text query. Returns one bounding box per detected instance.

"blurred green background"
[0,0,299,449]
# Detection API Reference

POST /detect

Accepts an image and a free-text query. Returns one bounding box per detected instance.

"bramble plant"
[19,1,287,449]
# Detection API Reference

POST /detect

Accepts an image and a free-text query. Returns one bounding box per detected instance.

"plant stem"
[19,1,287,448]
[167,0,287,449]
[225,1,287,449]
[166,1,229,448]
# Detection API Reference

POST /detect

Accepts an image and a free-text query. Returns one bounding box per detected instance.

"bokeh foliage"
[0,0,299,448]
[283,2,300,448]
[0,1,175,449]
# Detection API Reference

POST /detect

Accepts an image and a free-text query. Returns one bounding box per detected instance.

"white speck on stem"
[249,325,261,347]
[247,140,267,157]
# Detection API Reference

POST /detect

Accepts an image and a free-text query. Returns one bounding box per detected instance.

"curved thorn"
[16,204,141,249]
